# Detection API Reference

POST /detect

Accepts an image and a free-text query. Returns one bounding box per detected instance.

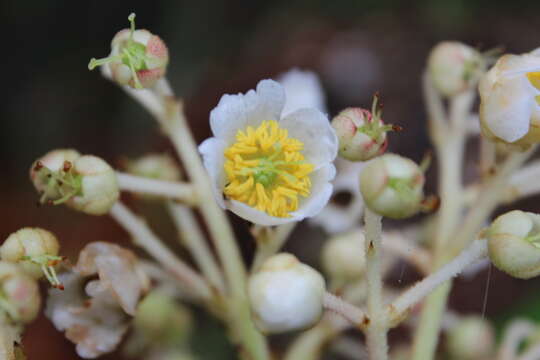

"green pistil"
[388,177,416,203]
[358,94,398,142]
[36,165,83,206]
[243,145,303,188]
[21,254,64,288]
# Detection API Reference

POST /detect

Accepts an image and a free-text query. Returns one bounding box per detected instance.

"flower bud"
[359,154,425,219]
[88,13,169,89]
[0,262,41,324]
[427,41,484,97]
[321,229,365,282]
[446,316,494,360]
[332,95,398,161]
[487,210,540,279]
[248,253,325,334]
[1,228,62,287]
[127,153,181,182]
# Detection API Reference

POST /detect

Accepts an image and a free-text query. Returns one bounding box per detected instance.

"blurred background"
[2,0,540,358]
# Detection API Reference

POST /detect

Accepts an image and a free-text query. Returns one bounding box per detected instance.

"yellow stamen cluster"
[527,71,540,104]
[224,120,314,218]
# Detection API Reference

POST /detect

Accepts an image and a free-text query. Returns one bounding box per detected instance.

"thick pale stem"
[283,321,338,360]
[251,222,297,271]
[116,172,198,204]
[323,292,369,329]
[109,201,212,300]
[389,239,487,323]
[364,208,388,360]
[167,201,226,294]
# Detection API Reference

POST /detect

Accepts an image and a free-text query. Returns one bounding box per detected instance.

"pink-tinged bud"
[88,13,169,89]
[332,95,398,161]
[0,262,41,324]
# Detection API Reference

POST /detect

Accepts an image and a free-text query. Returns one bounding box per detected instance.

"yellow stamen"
[224,120,314,218]
[527,71,540,91]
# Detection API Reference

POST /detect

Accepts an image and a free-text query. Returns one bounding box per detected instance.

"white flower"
[276,68,326,116]
[199,79,338,226]
[479,50,540,147]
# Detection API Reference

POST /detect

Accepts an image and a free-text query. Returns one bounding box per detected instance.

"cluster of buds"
[359,153,427,219]
[486,210,540,279]
[248,253,325,334]
[427,41,485,97]
[0,262,41,325]
[30,149,119,215]
[88,13,169,89]
[332,94,400,162]
[1,227,63,288]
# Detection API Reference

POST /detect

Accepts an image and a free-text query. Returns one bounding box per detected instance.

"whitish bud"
[88,13,169,89]
[428,41,484,97]
[359,154,425,219]
[1,228,63,288]
[127,153,181,181]
[487,210,540,279]
[0,262,40,324]
[446,316,494,360]
[248,253,325,334]
[332,95,399,161]
[321,229,365,282]
[30,149,81,201]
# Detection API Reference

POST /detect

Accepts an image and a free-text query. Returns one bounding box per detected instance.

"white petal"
[532,47,540,56]
[280,108,338,168]
[209,79,285,143]
[198,137,228,208]
[483,76,535,142]
[291,163,336,219]
[277,69,326,116]
[500,54,540,77]
[227,200,298,226]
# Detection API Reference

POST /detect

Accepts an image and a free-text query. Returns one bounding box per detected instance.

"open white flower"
[199,79,338,226]
[479,49,540,147]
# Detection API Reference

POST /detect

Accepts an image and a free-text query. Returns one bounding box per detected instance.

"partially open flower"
[276,68,327,116]
[199,79,338,226]
[428,41,484,97]
[46,242,149,358]
[487,210,540,279]
[88,13,169,89]
[1,227,62,288]
[332,95,398,162]
[479,49,540,148]
[359,154,425,219]
[248,253,325,333]
[321,229,365,283]
[0,262,41,324]
[446,316,495,360]
[31,151,119,215]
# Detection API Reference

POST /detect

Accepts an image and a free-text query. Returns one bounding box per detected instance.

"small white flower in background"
[321,228,366,283]
[276,68,327,116]
[199,79,338,226]
[46,242,149,359]
[248,253,325,333]
[479,48,540,148]
[309,158,364,234]
[88,13,169,89]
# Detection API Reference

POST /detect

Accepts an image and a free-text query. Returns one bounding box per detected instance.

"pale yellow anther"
[527,71,540,91]
[224,120,314,217]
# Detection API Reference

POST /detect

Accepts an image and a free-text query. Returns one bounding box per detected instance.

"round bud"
[446,316,494,360]
[127,153,181,181]
[67,155,119,215]
[1,227,60,279]
[321,229,365,282]
[0,262,41,324]
[332,106,391,162]
[427,41,484,97]
[487,210,540,279]
[248,253,325,334]
[359,154,424,219]
[30,149,81,200]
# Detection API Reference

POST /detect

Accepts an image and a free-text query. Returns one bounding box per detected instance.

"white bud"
[359,154,425,219]
[428,41,484,97]
[446,316,494,360]
[0,262,41,324]
[321,229,365,282]
[30,148,81,200]
[487,210,540,279]
[248,253,325,334]
[1,227,60,280]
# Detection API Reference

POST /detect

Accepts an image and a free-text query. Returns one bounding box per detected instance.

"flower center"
[223,120,314,218]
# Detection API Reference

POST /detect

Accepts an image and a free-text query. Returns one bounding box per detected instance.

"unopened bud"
[446,316,494,360]
[332,95,398,161]
[0,262,41,324]
[321,229,365,282]
[487,210,540,279]
[1,228,62,288]
[127,153,181,181]
[88,13,169,89]
[428,41,484,97]
[248,253,325,334]
[359,154,425,219]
